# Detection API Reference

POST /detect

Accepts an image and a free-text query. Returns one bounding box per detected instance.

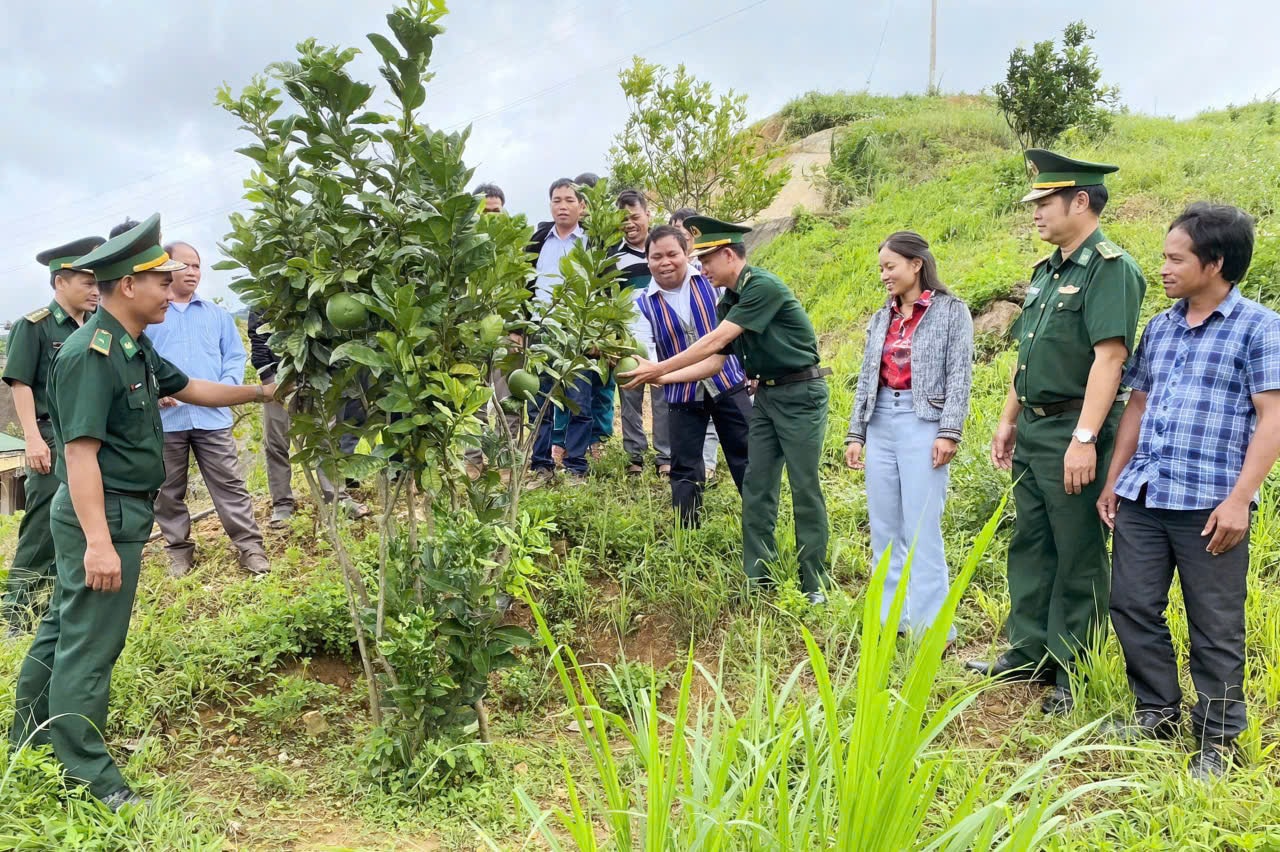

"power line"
[0,150,245,234]
[444,0,772,130]
[0,0,613,236]
[2,0,773,275]
[423,0,607,89]
[865,0,894,88]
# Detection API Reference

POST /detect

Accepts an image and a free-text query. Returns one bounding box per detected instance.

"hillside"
[2,93,1280,849]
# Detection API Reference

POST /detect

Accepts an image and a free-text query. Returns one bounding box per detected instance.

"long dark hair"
[878,231,952,296]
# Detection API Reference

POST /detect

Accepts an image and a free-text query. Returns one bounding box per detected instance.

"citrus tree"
[215,0,634,790]
[608,57,789,221]
[994,20,1119,153]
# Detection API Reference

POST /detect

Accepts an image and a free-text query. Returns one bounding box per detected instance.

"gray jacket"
[845,291,974,444]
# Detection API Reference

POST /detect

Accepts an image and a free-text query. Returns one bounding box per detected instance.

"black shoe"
[964,653,1055,685]
[1040,685,1074,716]
[101,787,146,813]
[1190,741,1230,781]
[1100,710,1182,742]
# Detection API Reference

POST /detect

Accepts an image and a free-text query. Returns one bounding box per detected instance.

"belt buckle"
[764,378,776,387]
[1031,406,1046,417]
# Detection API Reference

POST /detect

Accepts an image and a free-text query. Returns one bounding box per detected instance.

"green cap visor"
[1020,148,1118,203]
[86,245,187,281]
[36,235,106,273]
[689,231,746,258]
[71,213,186,280]
[47,255,85,272]
[685,215,752,258]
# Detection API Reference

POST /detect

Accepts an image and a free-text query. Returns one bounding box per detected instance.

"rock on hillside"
[750,127,836,223]
[740,126,836,254]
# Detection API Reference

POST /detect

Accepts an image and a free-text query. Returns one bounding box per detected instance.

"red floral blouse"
[878,289,933,391]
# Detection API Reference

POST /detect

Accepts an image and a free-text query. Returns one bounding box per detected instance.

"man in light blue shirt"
[147,242,269,577]
[523,178,596,485]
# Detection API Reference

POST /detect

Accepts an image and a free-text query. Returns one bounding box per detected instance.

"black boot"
[1100,710,1182,742]
[1040,685,1074,716]
[100,788,147,813]
[1190,740,1230,781]
[964,652,1055,685]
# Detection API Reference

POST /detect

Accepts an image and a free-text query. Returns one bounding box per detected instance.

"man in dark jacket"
[247,311,367,523]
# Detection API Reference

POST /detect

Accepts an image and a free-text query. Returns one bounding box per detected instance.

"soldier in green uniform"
[967,150,1146,715]
[8,214,279,811]
[623,217,832,603]
[2,237,105,637]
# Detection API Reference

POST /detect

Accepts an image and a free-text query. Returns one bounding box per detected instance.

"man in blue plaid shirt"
[1098,203,1280,780]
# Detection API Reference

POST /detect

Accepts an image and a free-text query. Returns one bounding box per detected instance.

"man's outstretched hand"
[619,357,663,390]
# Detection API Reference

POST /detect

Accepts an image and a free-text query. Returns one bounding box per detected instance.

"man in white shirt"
[629,225,751,525]
[612,191,670,476]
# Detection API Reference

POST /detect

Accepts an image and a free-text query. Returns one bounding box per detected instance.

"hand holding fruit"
[619,356,662,390]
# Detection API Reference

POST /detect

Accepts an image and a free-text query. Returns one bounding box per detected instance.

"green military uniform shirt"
[2,300,84,425]
[48,308,189,493]
[718,266,821,381]
[1012,228,1146,405]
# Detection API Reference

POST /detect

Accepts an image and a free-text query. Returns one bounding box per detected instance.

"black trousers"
[667,384,752,527]
[1110,495,1249,742]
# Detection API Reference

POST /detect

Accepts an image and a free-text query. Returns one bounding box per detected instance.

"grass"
[1,93,1280,848]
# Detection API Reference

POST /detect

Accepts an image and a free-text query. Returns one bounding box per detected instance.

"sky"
[2,0,1277,319]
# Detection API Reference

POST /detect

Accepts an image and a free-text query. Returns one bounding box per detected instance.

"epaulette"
[89,329,112,356]
[24,308,50,323]
[1032,255,1052,269]
[1096,241,1123,260]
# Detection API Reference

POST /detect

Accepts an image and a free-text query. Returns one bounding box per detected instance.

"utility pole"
[928,0,938,94]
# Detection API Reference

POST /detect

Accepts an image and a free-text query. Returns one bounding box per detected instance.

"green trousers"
[742,380,831,594]
[10,486,153,800]
[2,436,60,633]
[1005,403,1123,687]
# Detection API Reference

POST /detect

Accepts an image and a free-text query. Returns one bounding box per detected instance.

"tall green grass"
[499,501,1131,850]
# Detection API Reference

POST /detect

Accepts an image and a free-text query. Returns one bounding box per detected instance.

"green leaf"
[366,32,401,66]
[235,145,269,164]
[421,574,463,596]
[338,453,386,481]
[329,341,390,370]
[490,625,535,647]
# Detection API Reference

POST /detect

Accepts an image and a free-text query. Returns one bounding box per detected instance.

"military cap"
[70,213,186,280]
[35,236,106,273]
[685,215,752,258]
[1020,148,1119,203]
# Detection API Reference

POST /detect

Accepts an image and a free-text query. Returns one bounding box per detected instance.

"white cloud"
[1,0,1276,319]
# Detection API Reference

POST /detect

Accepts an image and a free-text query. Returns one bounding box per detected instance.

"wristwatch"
[1072,428,1097,445]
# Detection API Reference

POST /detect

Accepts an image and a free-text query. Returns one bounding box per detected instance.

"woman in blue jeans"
[844,231,973,641]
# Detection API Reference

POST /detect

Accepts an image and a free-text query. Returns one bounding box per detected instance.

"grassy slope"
[754,93,1280,847]
[1,94,1279,849]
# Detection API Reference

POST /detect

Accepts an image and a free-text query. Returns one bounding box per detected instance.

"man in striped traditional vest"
[630,225,751,526]
[622,216,832,603]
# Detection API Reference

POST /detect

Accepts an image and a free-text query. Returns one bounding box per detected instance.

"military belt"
[759,366,831,387]
[104,488,158,503]
[1026,392,1131,420]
